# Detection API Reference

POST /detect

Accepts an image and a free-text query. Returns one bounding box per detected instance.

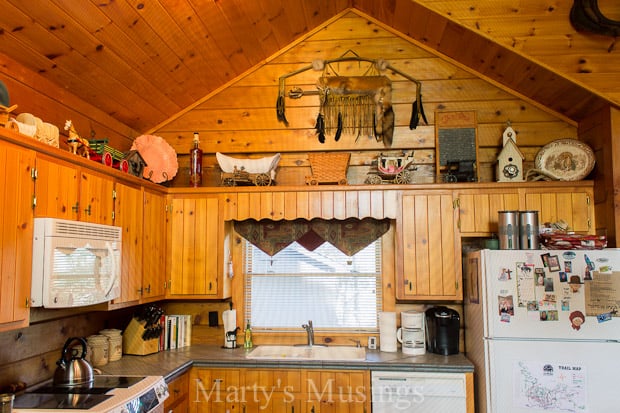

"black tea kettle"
[53,337,95,387]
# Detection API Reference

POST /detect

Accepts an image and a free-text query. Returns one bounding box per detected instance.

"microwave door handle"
[103,242,118,298]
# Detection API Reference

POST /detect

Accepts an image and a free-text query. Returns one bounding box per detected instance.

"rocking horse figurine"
[64,120,90,159]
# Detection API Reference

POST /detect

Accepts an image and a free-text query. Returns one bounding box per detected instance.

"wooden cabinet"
[112,181,144,304]
[189,368,369,413]
[165,371,189,413]
[190,368,241,413]
[141,189,167,302]
[396,191,462,300]
[0,140,35,332]
[455,184,595,236]
[34,154,114,224]
[305,370,370,413]
[167,195,229,298]
[455,188,520,236]
[522,186,594,233]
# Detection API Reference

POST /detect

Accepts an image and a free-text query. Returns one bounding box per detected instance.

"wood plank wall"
[0,53,139,153]
[151,11,577,188]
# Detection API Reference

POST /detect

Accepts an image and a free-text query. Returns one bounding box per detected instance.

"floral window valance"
[234,218,390,256]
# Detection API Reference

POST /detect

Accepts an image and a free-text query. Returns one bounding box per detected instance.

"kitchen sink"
[245,345,366,361]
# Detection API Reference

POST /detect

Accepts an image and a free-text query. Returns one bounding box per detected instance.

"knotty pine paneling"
[155,11,577,187]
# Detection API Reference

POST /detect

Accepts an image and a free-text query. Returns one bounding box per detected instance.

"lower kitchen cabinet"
[189,368,241,413]
[305,370,370,413]
[0,140,35,331]
[165,371,189,413]
[396,192,462,300]
[189,368,369,413]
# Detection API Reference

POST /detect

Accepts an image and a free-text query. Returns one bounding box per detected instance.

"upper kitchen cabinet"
[141,189,167,302]
[111,181,144,305]
[396,191,462,301]
[167,194,230,299]
[34,154,114,224]
[455,182,595,237]
[522,185,594,234]
[455,188,520,236]
[0,140,35,331]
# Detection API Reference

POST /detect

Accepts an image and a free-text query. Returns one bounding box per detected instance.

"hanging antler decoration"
[275,51,427,147]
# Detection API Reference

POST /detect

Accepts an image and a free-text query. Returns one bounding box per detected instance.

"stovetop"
[13,376,147,411]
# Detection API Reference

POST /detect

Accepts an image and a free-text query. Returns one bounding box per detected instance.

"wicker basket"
[306,152,350,185]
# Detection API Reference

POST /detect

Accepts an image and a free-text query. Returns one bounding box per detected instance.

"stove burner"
[13,376,147,410]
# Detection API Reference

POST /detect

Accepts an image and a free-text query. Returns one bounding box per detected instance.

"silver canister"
[519,210,539,249]
[498,211,520,249]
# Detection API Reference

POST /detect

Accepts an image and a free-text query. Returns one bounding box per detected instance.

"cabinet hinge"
[31,168,38,180]
[112,211,115,221]
[586,196,591,205]
[112,189,117,200]
[32,195,37,209]
[587,219,591,229]
[453,198,460,209]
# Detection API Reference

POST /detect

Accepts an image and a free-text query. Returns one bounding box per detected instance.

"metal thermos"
[498,211,519,249]
[519,210,539,249]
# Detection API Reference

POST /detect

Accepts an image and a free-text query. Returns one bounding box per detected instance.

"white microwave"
[31,218,122,308]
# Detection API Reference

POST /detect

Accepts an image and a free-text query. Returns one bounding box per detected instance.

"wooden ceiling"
[0,0,617,134]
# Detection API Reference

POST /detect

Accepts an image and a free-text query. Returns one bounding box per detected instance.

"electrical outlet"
[368,336,377,350]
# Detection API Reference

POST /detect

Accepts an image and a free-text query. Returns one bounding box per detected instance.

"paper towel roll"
[379,311,397,352]
[222,309,237,348]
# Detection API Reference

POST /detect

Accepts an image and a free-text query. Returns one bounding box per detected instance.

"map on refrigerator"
[514,360,586,412]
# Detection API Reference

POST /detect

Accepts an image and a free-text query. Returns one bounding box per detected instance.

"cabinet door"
[142,189,166,301]
[165,372,189,413]
[34,154,79,220]
[113,182,143,304]
[456,190,520,235]
[397,193,462,300]
[0,141,35,331]
[305,370,370,413]
[524,188,594,233]
[79,170,114,225]
[168,196,219,297]
[190,368,241,413]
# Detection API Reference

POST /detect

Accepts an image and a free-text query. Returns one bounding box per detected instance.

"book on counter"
[160,314,192,351]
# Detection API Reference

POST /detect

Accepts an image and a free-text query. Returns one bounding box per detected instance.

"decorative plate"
[534,139,595,181]
[131,134,178,183]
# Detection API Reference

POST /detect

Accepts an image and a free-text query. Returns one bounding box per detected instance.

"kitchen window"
[244,238,382,332]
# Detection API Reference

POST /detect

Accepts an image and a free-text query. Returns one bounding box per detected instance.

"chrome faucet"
[302,320,314,346]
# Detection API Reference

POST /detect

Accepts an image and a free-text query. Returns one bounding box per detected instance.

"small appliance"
[425,306,460,355]
[31,218,122,308]
[397,310,425,355]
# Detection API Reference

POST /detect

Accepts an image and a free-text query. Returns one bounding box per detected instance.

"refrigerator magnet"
[547,255,561,272]
[559,272,568,282]
[499,267,512,281]
[498,295,514,318]
[569,310,585,330]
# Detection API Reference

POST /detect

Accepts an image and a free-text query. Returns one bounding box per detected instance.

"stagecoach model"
[88,138,130,173]
[364,151,416,184]
[216,152,281,186]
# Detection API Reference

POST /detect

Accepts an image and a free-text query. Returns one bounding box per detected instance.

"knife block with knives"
[123,305,164,355]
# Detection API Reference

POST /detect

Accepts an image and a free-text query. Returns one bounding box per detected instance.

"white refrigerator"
[464,249,620,413]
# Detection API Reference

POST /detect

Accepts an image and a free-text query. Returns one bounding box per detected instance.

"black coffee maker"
[425,306,460,355]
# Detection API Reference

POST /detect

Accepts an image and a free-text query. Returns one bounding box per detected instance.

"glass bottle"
[244,321,253,349]
[189,132,203,187]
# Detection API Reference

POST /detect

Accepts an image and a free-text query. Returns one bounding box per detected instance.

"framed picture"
[547,255,561,272]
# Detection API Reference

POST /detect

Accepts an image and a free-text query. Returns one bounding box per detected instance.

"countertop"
[96,344,474,381]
